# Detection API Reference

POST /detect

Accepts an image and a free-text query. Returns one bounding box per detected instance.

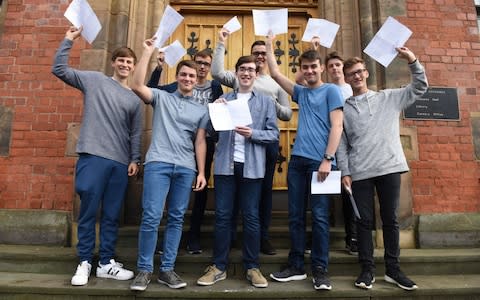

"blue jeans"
[259,141,279,240]
[137,162,195,273]
[75,154,128,265]
[213,162,262,271]
[352,173,401,272]
[287,155,330,271]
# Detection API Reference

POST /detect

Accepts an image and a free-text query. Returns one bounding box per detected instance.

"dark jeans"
[287,155,330,271]
[186,138,215,243]
[352,172,401,272]
[342,188,357,245]
[259,141,279,241]
[213,163,262,271]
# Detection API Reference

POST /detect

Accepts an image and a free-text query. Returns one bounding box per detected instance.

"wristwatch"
[323,153,335,161]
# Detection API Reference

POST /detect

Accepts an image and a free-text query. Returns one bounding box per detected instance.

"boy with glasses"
[212,28,292,256]
[337,48,428,291]
[197,55,279,288]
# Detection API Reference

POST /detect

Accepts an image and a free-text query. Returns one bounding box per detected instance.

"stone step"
[0,271,479,300]
[115,225,353,250]
[0,245,479,278]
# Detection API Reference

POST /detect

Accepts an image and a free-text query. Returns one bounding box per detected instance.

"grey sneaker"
[270,266,307,282]
[130,271,151,291]
[157,270,187,289]
[312,266,331,290]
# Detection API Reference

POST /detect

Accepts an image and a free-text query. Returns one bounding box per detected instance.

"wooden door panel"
[166,12,310,190]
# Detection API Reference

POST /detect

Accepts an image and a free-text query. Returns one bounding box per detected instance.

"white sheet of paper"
[223,16,242,34]
[311,171,341,194]
[64,0,101,44]
[252,8,288,36]
[208,98,253,131]
[301,18,340,49]
[163,40,186,67]
[154,5,184,48]
[363,16,412,67]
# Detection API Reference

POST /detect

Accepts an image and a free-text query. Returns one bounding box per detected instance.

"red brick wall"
[0,1,88,210]
[399,0,480,213]
[0,0,479,213]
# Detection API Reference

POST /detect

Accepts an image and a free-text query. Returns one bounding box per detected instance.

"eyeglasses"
[238,67,257,74]
[252,51,267,57]
[345,68,367,78]
[195,61,211,67]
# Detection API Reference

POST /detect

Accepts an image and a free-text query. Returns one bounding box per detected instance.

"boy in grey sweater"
[52,26,142,286]
[337,47,428,291]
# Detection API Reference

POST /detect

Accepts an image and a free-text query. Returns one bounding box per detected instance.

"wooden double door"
[164,10,317,192]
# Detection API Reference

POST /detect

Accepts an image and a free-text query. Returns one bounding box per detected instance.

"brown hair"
[193,49,213,61]
[111,47,137,64]
[175,60,198,76]
[299,49,322,66]
[235,55,258,72]
[325,51,344,65]
[343,56,365,72]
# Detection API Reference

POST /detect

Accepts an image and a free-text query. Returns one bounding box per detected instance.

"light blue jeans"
[136,161,195,273]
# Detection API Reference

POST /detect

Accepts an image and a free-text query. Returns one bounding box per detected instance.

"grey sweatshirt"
[211,42,292,121]
[52,39,143,165]
[336,60,428,181]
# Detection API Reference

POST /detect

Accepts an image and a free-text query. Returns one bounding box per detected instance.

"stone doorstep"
[0,271,479,299]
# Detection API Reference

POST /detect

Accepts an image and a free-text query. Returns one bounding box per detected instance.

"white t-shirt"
[233,92,251,163]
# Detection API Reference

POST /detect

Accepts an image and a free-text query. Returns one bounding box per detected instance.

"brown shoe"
[247,268,268,288]
[197,265,226,286]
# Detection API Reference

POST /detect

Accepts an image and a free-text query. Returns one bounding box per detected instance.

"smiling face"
[111,56,135,80]
[236,62,257,92]
[251,44,267,71]
[300,59,324,86]
[344,62,369,95]
[176,65,197,95]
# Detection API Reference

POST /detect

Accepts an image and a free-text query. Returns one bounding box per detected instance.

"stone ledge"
[0,209,70,246]
[418,213,480,248]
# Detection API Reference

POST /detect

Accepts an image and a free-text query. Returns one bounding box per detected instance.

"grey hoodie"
[336,60,428,181]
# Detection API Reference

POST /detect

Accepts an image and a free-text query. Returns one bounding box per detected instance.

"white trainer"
[71,261,92,286]
[96,259,134,280]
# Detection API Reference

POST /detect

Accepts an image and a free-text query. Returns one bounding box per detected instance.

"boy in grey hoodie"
[336,48,428,291]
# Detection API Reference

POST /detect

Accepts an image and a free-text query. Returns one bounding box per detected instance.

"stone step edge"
[1,245,479,263]
[0,272,479,299]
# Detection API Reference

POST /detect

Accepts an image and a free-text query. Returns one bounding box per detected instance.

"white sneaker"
[96,259,134,280]
[71,261,92,286]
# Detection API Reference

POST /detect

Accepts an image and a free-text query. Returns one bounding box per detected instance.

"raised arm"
[265,32,295,96]
[131,38,155,104]
[51,26,85,89]
[211,28,237,88]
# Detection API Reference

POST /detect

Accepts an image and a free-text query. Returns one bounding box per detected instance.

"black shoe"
[270,266,307,282]
[346,239,358,255]
[355,269,375,289]
[312,266,331,290]
[157,270,187,289]
[260,239,277,255]
[186,238,202,255]
[385,269,418,291]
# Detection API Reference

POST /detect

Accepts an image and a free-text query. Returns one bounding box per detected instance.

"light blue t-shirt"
[145,89,209,171]
[292,83,343,161]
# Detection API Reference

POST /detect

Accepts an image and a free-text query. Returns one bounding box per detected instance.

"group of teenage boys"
[52,20,427,293]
